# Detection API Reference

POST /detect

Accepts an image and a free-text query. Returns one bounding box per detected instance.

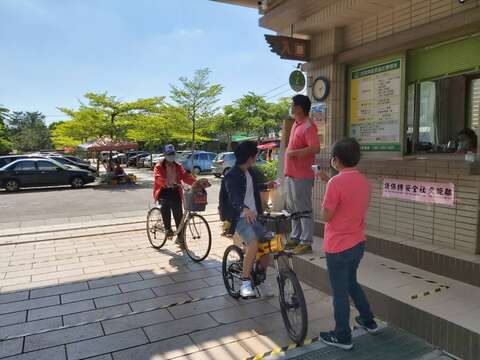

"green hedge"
[254,160,278,184]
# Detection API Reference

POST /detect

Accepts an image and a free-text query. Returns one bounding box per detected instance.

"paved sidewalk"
[0,220,339,360]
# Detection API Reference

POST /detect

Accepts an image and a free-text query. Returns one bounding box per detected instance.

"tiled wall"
[313,161,480,254]
[344,0,480,49]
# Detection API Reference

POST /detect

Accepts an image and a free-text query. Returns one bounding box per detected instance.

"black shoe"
[355,316,379,334]
[320,331,353,350]
[166,229,175,238]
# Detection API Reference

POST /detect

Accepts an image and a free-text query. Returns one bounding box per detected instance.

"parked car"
[127,152,150,167]
[212,152,266,177]
[63,155,91,166]
[182,151,216,175]
[145,154,164,169]
[46,156,97,174]
[0,155,30,169]
[0,158,96,192]
[136,154,151,168]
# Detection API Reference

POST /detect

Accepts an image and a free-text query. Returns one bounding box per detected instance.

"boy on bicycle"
[223,141,276,298]
[153,144,208,245]
[318,138,378,350]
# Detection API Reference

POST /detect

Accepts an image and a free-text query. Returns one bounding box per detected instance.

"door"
[36,160,66,186]
[197,153,208,171]
[10,160,38,186]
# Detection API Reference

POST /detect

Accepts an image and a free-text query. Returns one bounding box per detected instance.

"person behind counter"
[457,128,477,154]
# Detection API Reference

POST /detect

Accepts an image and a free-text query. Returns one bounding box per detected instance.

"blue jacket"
[221,165,268,232]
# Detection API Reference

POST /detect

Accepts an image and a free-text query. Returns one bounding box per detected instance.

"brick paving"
[0,217,444,360]
[0,218,339,360]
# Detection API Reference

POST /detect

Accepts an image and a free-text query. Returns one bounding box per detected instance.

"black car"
[63,156,91,166]
[126,152,150,167]
[47,156,97,174]
[0,159,96,192]
[0,155,30,169]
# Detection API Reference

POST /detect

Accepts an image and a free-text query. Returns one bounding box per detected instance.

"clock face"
[313,77,329,101]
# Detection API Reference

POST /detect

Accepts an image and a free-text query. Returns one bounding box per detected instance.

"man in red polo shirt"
[285,95,321,254]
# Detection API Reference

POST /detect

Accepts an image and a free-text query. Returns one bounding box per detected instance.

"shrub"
[254,160,278,184]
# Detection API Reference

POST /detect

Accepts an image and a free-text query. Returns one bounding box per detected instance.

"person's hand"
[286,149,297,159]
[243,208,256,224]
[266,180,277,190]
[317,171,330,183]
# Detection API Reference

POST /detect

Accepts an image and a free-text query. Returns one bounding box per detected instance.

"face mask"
[165,155,176,163]
[330,157,338,171]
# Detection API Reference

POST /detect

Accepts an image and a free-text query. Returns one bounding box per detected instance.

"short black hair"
[235,141,258,165]
[292,94,311,115]
[458,128,477,146]
[332,138,361,167]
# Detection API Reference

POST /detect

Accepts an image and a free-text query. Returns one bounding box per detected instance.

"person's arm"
[153,164,166,188]
[178,164,196,186]
[321,179,339,223]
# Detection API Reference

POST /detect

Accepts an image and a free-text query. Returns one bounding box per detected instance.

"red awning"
[78,138,138,152]
[257,142,279,150]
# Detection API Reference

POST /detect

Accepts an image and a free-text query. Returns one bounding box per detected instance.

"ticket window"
[405,75,471,154]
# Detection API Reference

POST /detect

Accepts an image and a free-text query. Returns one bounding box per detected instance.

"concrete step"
[292,237,480,360]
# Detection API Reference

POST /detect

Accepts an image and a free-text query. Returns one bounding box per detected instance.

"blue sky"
[0,0,297,123]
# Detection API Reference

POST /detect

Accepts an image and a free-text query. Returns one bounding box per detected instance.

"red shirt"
[153,161,195,201]
[322,168,371,254]
[285,118,319,179]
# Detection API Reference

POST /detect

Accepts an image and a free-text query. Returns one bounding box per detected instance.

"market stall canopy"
[232,135,257,142]
[258,142,279,149]
[78,138,138,152]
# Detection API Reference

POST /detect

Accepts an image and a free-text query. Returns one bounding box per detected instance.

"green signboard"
[289,70,306,92]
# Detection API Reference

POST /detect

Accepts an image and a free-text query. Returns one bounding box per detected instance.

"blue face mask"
[165,155,176,163]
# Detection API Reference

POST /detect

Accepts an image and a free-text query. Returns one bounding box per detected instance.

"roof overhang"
[211,0,258,8]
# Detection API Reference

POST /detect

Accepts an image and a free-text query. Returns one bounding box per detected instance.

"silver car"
[213,152,266,177]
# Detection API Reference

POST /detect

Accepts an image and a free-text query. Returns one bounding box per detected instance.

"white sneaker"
[240,280,256,298]
[258,281,274,298]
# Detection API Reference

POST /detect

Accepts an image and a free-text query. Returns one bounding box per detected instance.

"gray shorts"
[235,217,268,245]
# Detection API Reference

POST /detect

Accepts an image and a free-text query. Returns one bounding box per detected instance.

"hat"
[164,144,176,155]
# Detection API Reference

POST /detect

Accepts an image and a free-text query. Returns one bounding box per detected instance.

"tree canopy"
[7,111,51,152]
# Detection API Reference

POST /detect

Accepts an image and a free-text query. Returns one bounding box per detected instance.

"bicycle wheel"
[222,245,244,299]
[278,269,308,344]
[146,207,167,249]
[183,213,212,262]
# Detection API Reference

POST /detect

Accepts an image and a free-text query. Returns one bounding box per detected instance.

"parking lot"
[0,170,221,229]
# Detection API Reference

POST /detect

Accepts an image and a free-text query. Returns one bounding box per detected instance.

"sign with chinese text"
[350,59,402,151]
[383,179,455,206]
[289,70,306,92]
[265,35,310,62]
[310,102,326,148]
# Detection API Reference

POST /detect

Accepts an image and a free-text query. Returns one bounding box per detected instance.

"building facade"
[214,1,480,358]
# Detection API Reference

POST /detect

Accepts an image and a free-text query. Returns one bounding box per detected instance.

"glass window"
[198,153,208,161]
[406,84,416,154]
[419,81,436,146]
[470,78,480,135]
[37,161,59,171]
[13,161,36,171]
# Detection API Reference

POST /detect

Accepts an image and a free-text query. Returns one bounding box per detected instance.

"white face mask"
[165,155,176,163]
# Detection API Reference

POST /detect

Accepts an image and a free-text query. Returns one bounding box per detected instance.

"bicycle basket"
[184,190,208,212]
[258,213,291,234]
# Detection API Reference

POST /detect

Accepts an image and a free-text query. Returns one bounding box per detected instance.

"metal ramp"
[282,327,449,360]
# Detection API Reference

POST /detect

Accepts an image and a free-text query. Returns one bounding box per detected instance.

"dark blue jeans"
[326,242,374,341]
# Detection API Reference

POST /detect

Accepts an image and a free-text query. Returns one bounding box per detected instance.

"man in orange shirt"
[285,95,321,254]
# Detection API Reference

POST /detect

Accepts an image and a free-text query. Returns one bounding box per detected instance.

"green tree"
[170,68,223,153]
[0,106,12,155]
[7,111,51,152]
[127,106,192,148]
[207,105,247,150]
[235,92,281,139]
